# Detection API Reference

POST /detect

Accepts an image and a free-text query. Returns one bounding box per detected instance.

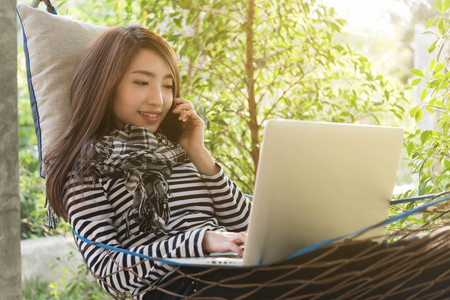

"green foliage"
[18,0,408,204]
[22,276,49,300]
[46,263,111,300]
[407,1,450,196]
[22,254,110,300]
[61,0,407,192]
[20,0,410,237]
[168,0,406,192]
[22,276,111,300]
[388,0,450,233]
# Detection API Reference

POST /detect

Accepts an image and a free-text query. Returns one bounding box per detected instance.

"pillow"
[16,4,106,177]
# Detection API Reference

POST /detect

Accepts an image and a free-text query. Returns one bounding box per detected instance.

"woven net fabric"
[75,197,450,300]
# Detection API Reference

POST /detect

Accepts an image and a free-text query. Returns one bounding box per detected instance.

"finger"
[231,232,247,245]
[174,97,188,104]
[178,109,200,122]
[173,102,193,114]
[178,109,191,121]
[174,98,193,109]
[227,241,244,257]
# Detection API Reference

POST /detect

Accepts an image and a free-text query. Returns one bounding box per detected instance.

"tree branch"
[259,77,306,125]
[245,0,259,175]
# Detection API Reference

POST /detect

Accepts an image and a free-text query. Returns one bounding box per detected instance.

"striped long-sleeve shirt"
[66,162,252,297]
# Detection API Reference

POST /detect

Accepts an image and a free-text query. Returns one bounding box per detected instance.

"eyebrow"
[131,70,173,79]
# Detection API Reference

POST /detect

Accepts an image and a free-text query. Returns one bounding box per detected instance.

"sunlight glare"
[322,0,411,34]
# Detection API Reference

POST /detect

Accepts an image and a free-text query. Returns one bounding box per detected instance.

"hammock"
[17,1,450,299]
[71,193,450,299]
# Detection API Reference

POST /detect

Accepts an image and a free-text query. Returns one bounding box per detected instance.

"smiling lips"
[139,111,161,123]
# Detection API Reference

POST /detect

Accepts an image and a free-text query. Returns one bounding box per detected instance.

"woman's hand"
[172,97,205,153]
[173,98,219,175]
[202,231,247,257]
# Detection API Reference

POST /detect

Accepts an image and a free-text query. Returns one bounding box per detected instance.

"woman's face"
[113,49,174,132]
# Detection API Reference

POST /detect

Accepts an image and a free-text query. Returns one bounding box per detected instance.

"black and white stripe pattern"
[66,162,252,298]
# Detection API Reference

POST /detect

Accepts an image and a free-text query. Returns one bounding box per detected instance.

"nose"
[146,86,164,107]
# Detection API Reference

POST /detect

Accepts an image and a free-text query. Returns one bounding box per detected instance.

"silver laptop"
[165,120,404,267]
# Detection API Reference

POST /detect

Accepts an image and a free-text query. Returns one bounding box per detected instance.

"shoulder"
[64,167,121,197]
[64,169,121,222]
[64,171,101,203]
[63,138,115,196]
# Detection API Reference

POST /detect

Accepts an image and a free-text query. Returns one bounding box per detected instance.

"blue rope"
[284,192,450,262]
[46,6,57,15]
[71,227,188,265]
[72,192,450,267]
[390,193,439,205]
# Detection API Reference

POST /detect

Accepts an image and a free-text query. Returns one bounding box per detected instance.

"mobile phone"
[159,102,184,143]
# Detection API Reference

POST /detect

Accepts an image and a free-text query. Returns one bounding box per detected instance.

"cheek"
[112,97,126,127]
[163,94,174,115]
[114,85,139,112]
[112,87,135,122]
[113,94,127,116]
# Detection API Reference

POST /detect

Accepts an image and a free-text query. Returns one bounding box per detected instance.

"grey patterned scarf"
[91,124,188,236]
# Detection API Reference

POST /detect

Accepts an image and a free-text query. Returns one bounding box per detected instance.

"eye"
[164,84,173,89]
[134,81,148,86]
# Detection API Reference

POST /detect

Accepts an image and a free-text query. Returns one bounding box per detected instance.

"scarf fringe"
[44,197,58,230]
[125,176,171,237]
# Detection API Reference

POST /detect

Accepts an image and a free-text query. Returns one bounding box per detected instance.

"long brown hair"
[45,25,182,221]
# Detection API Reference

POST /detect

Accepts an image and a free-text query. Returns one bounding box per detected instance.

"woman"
[45,25,251,298]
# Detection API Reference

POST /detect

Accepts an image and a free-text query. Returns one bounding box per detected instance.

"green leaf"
[411,68,425,77]
[438,18,446,35]
[420,88,428,102]
[445,0,450,11]
[433,73,445,79]
[444,159,450,169]
[429,58,436,72]
[410,106,419,118]
[426,17,437,29]
[436,0,443,12]
[416,109,423,122]
[421,130,431,144]
[428,40,438,53]
[428,79,440,88]
[429,97,437,106]
[407,142,415,156]
[49,282,59,289]
[424,160,433,168]
[418,178,430,195]
[411,78,422,86]
[334,45,345,52]
[434,62,446,74]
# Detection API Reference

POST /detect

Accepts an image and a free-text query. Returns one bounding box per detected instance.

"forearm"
[201,166,252,231]
[74,221,209,294]
[186,147,220,176]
